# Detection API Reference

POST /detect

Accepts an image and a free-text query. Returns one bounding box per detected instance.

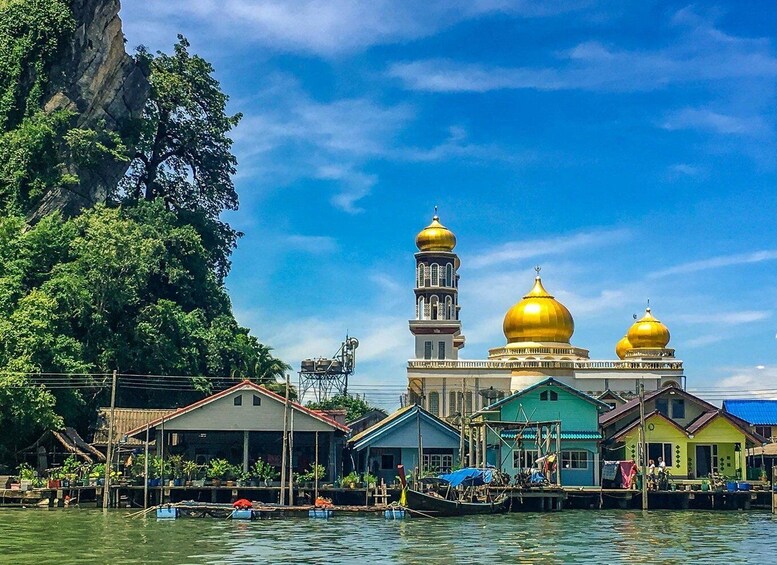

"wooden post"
[280,374,289,505]
[143,424,149,509]
[416,403,423,488]
[160,416,165,503]
[102,370,117,510]
[459,379,466,467]
[639,382,648,510]
[555,422,561,486]
[288,411,294,505]
[242,431,249,474]
[314,431,319,502]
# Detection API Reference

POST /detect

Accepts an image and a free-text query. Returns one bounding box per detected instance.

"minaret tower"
[409,209,465,360]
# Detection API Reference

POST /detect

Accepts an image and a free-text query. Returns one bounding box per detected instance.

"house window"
[234,395,242,406]
[655,398,668,416]
[428,392,440,416]
[540,390,558,401]
[424,341,433,360]
[253,395,261,406]
[648,442,673,466]
[381,454,394,470]
[513,450,539,470]
[424,453,453,473]
[755,425,772,439]
[561,450,589,469]
[438,341,446,360]
[671,399,685,419]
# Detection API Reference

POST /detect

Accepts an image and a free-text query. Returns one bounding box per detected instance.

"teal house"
[347,404,461,486]
[473,378,610,487]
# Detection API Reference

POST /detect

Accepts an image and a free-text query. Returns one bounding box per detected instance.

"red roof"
[125,380,349,437]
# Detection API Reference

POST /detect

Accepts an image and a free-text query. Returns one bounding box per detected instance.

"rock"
[33,0,150,219]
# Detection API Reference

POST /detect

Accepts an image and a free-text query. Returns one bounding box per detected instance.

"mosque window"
[424,341,432,359]
[431,264,439,286]
[417,264,425,287]
[418,297,425,320]
[446,264,453,287]
[465,392,472,414]
[438,341,445,359]
[449,391,460,415]
[445,296,453,320]
[430,295,439,319]
[429,392,440,416]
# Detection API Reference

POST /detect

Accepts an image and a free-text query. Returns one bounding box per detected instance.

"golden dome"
[503,276,574,344]
[416,215,456,252]
[615,335,632,359]
[627,307,670,348]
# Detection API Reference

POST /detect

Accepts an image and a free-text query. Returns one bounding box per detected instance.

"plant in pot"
[363,473,377,489]
[17,463,36,491]
[342,471,361,489]
[183,460,202,487]
[208,458,231,487]
[298,464,327,487]
[167,455,184,486]
[61,455,80,487]
[224,463,240,487]
[89,463,105,486]
[48,467,63,489]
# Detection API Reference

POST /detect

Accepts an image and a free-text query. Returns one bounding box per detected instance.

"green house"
[473,378,610,486]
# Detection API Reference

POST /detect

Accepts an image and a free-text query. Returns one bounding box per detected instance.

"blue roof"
[723,400,777,426]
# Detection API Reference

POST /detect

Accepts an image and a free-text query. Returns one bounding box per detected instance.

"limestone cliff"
[34,0,149,218]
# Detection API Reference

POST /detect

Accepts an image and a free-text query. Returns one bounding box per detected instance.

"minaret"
[409,210,465,360]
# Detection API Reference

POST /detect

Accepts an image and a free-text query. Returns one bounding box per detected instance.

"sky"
[119,1,777,408]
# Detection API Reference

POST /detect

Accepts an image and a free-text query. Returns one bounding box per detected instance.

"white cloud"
[389,9,777,93]
[667,163,705,178]
[662,108,771,137]
[649,250,777,278]
[284,235,339,254]
[122,0,586,57]
[469,228,630,268]
[677,311,772,325]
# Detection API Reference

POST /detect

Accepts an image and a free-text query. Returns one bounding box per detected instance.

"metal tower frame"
[298,335,359,403]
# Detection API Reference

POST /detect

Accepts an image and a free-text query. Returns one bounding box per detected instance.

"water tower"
[299,335,359,403]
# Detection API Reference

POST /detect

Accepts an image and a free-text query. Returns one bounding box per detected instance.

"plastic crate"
[156,507,178,519]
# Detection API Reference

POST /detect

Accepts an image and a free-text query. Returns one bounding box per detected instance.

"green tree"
[306,394,378,422]
[118,35,242,282]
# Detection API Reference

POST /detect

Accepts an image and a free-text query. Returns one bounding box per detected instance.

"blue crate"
[232,509,253,520]
[384,508,407,520]
[156,507,178,520]
[308,508,333,519]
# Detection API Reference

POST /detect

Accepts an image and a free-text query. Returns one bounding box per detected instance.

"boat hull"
[405,489,507,517]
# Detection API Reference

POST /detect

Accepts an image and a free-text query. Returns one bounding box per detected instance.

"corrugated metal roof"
[723,400,777,426]
[500,430,601,440]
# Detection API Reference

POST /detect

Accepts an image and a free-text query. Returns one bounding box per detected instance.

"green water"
[0,509,774,564]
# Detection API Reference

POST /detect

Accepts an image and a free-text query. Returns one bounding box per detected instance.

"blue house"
[722,400,777,442]
[473,378,610,487]
[347,404,461,485]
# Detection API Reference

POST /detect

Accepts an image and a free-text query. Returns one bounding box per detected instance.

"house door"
[695,445,712,478]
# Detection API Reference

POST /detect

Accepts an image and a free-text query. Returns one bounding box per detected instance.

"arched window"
[428,392,440,416]
[431,264,439,286]
[446,264,453,287]
[417,264,425,287]
[445,296,453,320]
[430,295,439,320]
[418,297,425,320]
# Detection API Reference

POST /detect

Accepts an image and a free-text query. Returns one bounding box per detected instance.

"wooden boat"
[404,488,508,517]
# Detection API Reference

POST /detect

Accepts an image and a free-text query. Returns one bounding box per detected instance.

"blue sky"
[120,1,777,407]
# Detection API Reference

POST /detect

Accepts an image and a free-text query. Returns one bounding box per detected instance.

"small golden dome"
[627,307,670,348]
[503,276,574,344]
[416,215,456,252]
[615,335,632,359]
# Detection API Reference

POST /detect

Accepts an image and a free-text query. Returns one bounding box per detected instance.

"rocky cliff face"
[34,0,149,219]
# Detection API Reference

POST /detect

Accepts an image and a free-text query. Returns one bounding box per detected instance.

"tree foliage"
[306,394,378,423]
[118,36,242,282]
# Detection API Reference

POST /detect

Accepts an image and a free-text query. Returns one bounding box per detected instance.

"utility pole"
[143,424,149,509]
[639,381,648,510]
[102,370,118,510]
[280,374,289,505]
[459,379,466,467]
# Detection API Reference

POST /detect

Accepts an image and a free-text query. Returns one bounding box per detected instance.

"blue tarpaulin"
[438,468,494,487]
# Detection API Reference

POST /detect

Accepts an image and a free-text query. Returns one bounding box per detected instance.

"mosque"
[406,214,685,420]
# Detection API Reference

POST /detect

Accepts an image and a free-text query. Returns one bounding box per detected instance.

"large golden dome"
[615,335,632,359]
[627,307,670,348]
[416,215,456,252]
[503,275,574,344]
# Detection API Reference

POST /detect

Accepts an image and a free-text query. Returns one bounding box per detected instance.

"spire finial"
[433,205,438,219]
[646,297,651,312]
[535,265,541,278]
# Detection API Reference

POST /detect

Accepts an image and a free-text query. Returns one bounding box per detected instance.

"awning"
[438,467,494,487]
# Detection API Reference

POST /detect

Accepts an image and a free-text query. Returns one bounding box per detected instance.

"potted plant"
[17,463,36,491]
[342,471,361,489]
[183,460,201,487]
[298,464,327,487]
[167,455,184,486]
[363,473,377,489]
[225,463,240,487]
[90,463,105,486]
[208,458,230,487]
